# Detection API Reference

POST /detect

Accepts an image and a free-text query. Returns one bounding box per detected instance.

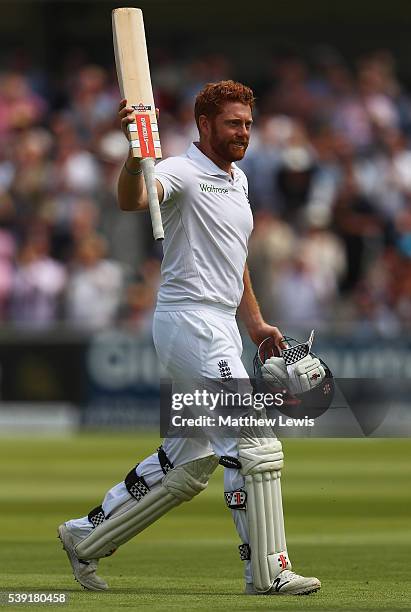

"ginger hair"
[194,80,255,130]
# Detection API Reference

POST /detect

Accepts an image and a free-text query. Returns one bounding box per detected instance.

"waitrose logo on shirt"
[199,183,229,194]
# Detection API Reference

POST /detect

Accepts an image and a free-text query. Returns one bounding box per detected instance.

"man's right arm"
[118,153,164,212]
[117,99,164,212]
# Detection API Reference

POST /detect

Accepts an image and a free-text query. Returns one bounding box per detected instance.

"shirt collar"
[186,142,239,180]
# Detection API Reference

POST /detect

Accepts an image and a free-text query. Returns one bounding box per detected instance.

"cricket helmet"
[253,333,334,418]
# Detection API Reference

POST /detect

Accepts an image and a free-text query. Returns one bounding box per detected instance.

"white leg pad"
[239,436,291,593]
[75,455,218,559]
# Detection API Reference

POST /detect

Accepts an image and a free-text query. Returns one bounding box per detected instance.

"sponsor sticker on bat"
[135,113,155,157]
[132,103,152,112]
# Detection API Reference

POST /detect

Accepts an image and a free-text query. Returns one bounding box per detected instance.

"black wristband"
[124,161,143,176]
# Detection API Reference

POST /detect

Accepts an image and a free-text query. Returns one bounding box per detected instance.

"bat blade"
[112,7,164,240]
[112,7,162,160]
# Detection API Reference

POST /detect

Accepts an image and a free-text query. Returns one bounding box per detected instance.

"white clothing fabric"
[155,143,253,309]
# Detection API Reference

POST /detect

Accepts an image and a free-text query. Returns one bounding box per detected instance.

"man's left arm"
[238,264,286,350]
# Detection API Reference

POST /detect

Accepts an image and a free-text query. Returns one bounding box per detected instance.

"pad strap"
[239,543,251,561]
[88,505,105,528]
[219,456,242,469]
[125,466,150,501]
[158,446,173,474]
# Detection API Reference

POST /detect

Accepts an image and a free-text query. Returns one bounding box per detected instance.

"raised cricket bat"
[112,7,164,240]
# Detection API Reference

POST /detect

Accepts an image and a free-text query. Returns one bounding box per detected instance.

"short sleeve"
[155,156,187,204]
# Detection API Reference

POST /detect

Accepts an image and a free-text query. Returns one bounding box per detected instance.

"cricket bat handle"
[140,157,164,241]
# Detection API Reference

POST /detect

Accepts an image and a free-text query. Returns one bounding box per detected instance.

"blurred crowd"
[1,47,411,336]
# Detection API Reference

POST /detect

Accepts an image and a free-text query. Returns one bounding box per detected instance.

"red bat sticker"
[135,113,155,157]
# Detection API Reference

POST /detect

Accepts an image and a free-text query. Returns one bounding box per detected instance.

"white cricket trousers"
[67,304,253,582]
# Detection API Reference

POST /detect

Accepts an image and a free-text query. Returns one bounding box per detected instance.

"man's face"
[201,102,253,162]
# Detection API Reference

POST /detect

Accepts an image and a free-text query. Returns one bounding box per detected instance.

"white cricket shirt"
[155,143,253,311]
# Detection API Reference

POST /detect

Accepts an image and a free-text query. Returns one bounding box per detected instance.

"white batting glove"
[262,355,326,395]
[289,355,326,393]
[261,357,288,386]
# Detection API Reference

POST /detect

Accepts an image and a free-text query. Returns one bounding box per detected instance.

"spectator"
[332,134,386,292]
[271,254,335,332]
[0,72,47,137]
[0,229,15,320]
[9,228,66,326]
[65,233,124,329]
